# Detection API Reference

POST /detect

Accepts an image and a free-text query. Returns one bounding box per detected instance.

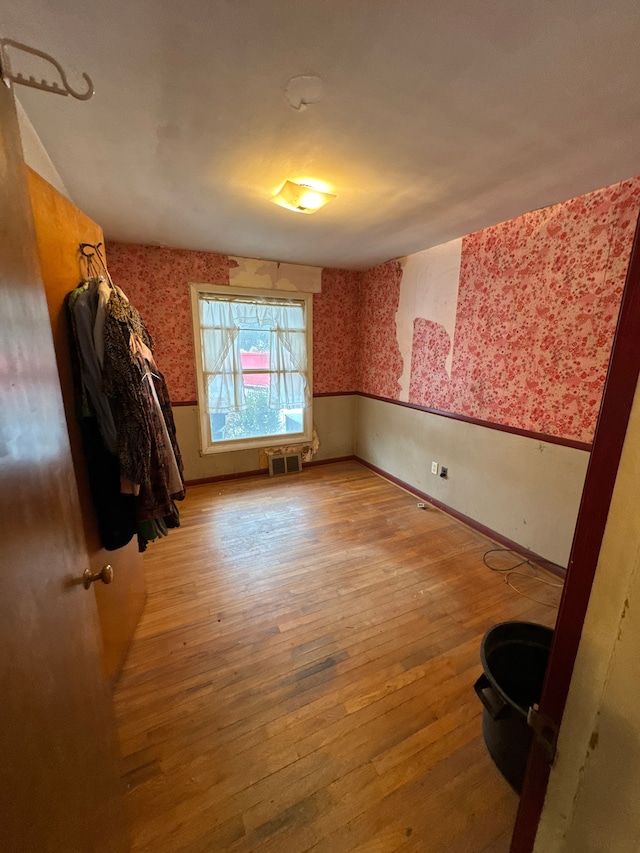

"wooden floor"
[113,461,559,853]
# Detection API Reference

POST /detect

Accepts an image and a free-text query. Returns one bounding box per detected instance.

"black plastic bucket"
[474,621,553,793]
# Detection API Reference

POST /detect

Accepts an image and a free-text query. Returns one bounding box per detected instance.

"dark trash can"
[474,621,553,793]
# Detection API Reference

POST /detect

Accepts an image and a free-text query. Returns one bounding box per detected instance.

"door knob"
[83,564,113,590]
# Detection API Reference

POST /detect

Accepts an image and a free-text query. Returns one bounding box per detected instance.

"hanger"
[79,244,103,282]
[0,38,94,100]
[79,243,104,283]
[80,242,116,290]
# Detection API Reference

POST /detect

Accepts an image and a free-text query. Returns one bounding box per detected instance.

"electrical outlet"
[431,461,439,475]
[440,466,448,479]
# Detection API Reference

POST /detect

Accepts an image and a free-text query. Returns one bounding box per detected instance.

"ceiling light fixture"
[272,180,336,214]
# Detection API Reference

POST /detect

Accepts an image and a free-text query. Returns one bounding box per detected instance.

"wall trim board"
[183,456,356,486]
[304,455,356,467]
[173,400,198,407]
[355,456,566,579]
[356,392,593,452]
[185,469,266,486]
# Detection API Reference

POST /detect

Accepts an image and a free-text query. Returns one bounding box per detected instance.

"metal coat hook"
[80,242,100,279]
[80,242,119,293]
[0,38,94,100]
[80,242,101,258]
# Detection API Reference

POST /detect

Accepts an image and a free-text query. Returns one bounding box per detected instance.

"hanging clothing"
[101,289,185,522]
[94,277,128,367]
[80,417,137,551]
[102,293,154,487]
[71,278,118,454]
[67,260,185,553]
[67,284,137,550]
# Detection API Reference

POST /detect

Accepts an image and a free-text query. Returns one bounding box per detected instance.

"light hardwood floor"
[113,461,559,853]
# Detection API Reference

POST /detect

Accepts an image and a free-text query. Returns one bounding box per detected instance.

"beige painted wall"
[354,396,589,567]
[175,394,356,482]
[535,378,640,853]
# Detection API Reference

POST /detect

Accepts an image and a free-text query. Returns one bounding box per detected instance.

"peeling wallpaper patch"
[398,239,462,398]
[228,257,322,292]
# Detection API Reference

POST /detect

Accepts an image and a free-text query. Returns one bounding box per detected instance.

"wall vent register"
[268,452,302,476]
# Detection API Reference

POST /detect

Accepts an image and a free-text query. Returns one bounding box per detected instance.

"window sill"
[200,430,312,455]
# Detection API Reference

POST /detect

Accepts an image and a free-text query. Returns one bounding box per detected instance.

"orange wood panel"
[26,168,146,683]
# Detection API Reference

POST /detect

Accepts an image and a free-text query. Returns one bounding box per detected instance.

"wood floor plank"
[113,461,559,852]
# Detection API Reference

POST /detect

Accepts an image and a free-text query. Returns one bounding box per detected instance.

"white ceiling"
[3,0,640,270]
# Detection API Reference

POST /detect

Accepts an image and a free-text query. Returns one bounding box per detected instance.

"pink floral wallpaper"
[313,269,361,393]
[409,319,452,410]
[406,177,640,442]
[106,242,230,401]
[358,261,404,399]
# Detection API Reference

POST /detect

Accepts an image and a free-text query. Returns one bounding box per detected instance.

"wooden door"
[26,168,147,684]
[0,82,128,851]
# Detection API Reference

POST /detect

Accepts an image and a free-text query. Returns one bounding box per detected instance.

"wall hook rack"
[0,38,94,100]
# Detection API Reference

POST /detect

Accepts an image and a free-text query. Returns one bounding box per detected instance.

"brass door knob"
[83,564,114,590]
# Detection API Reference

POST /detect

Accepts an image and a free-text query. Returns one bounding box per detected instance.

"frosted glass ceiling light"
[272,180,336,214]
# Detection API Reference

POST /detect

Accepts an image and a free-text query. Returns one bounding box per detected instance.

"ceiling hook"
[0,38,94,100]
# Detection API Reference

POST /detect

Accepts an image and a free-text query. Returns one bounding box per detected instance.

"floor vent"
[268,452,302,476]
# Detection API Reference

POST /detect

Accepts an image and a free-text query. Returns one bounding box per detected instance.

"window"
[190,284,313,453]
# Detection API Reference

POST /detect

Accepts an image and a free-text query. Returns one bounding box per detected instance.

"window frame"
[190,282,313,455]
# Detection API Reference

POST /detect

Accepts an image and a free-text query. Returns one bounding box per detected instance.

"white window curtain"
[198,295,309,414]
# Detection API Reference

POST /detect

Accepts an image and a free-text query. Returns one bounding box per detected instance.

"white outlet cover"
[431,461,439,475]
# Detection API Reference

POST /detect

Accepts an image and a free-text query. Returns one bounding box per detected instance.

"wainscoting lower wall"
[354,395,590,568]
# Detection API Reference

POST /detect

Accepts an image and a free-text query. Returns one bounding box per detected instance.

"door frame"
[511,211,640,849]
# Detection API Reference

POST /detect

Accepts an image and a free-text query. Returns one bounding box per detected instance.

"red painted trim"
[357,392,593,451]
[185,469,265,486]
[355,456,566,578]
[313,391,358,398]
[184,456,357,486]
[511,210,640,850]
[304,455,356,467]
[172,400,198,407]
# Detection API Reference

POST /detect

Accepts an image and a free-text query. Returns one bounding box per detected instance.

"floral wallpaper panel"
[358,261,404,399]
[313,269,362,393]
[446,177,640,442]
